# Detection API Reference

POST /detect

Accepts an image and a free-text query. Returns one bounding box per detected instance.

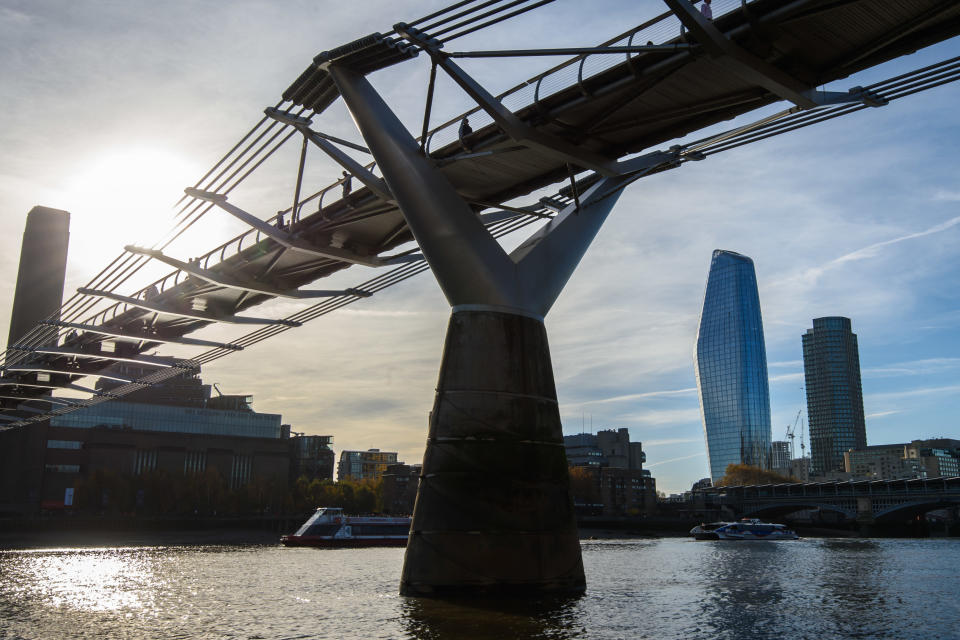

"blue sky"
[1,1,958,493]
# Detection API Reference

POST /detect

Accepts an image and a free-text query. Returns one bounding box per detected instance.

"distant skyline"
[1,1,958,494]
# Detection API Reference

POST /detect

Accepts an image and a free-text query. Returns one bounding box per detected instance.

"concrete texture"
[400,309,584,596]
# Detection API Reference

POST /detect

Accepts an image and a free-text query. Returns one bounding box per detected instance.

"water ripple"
[0,539,958,638]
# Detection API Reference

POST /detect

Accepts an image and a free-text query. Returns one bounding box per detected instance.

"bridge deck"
[3,0,959,422]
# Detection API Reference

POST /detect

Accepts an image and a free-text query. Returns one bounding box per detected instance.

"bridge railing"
[47,1,768,337]
[422,0,753,155]
[696,477,960,504]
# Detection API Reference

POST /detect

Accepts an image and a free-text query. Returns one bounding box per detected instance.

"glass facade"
[49,400,283,439]
[694,250,772,483]
[802,317,867,476]
[337,449,399,481]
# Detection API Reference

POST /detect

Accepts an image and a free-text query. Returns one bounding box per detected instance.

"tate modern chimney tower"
[7,206,70,348]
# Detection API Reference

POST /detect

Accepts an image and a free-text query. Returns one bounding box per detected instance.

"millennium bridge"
[3,0,960,595]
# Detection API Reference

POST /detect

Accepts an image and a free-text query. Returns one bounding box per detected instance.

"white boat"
[281,507,411,547]
[690,518,799,540]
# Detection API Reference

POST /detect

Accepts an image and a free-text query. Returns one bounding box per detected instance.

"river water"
[1,537,958,639]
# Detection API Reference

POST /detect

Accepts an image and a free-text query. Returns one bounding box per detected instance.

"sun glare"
[56,148,202,270]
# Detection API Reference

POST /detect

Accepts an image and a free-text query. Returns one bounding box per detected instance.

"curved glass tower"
[694,250,772,483]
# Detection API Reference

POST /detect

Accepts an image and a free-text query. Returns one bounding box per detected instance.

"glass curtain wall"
[694,250,773,483]
[802,316,867,475]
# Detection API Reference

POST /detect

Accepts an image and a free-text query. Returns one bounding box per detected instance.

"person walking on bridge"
[458,117,473,153]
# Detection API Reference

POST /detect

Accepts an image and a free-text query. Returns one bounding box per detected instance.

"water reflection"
[0,547,160,614]
[696,541,792,636]
[401,594,582,640]
[814,539,896,637]
[0,539,956,639]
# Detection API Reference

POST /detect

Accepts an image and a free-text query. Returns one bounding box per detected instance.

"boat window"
[351,524,411,536]
[293,513,323,536]
[304,524,341,536]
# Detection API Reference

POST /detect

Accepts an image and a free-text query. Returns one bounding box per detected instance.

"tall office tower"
[7,206,70,348]
[802,316,867,476]
[694,250,773,483]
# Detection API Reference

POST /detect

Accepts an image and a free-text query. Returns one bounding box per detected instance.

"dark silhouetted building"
[381,463,421,515]
[694,250,772,483]
[39,371,291,508]
[802,317,867,476]
[290,435,335,482]
[0,207,70,513]
[564,428,646,469]
[7,206,69,348]
[0,208,298,514]
[564,428,655,516]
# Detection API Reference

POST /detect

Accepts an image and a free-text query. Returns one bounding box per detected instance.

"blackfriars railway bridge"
[694,476,960,525]
[2,0,960,595]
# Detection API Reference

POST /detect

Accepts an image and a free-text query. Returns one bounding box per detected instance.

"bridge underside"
[873,498,960,522]
[735,494,960,523]
[744,503,855,520]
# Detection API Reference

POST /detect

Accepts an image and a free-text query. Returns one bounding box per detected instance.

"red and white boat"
[281,507,411,547]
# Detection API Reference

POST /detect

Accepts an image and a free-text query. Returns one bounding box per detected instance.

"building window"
[135,449,158,475]
[184,451,207,475]
[45,464,80,473]
[231,455,252,489]
[47,440,83,449]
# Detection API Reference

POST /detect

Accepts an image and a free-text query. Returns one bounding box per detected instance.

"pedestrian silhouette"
[700,0,712,20]
[458,117,473,152]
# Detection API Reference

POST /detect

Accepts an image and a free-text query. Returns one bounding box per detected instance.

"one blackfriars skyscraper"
[694,250,772,483]
[802,317,866,476]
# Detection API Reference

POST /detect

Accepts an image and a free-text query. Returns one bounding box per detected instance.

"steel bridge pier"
[328,64,629,596]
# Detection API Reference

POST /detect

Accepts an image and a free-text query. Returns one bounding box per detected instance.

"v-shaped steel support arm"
[328,64,631,317]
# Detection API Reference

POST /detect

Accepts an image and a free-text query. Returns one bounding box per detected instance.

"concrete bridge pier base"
[400,309,584,596]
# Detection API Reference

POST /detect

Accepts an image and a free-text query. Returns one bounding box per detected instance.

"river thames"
[1,537,958,639]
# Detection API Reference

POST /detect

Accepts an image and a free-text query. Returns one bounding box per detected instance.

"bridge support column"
[327,63,629,597]
[401,309,583,596]
[856,497,876,536]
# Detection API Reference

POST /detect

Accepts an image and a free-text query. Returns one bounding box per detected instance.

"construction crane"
[785,409,803,460]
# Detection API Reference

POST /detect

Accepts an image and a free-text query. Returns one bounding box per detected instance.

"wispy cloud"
[642,437,702,447]
[646,452,706,468]
[566,387,698,407]
[832,215,960,265]
[866,384,960,402]
[863,358,960,378]
[933,189,960,202]
[769,372,804,383]
[768,360,803,368]
[774,215,960,289]
[616,408,703,426]
[866,410,901,419]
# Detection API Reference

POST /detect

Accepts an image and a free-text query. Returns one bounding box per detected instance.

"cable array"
[2,0,958,428]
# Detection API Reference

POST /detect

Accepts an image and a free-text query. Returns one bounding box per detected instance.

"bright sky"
[1,1,958,494]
